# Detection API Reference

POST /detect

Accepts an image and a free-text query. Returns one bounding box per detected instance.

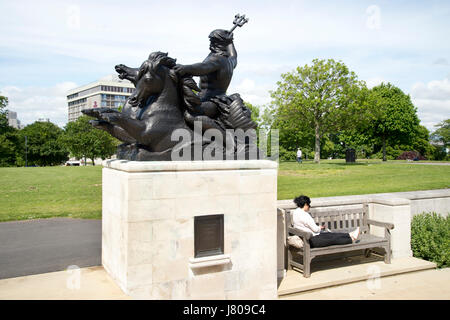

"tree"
[61,115,118,165]
[244,102,261,126]
[0,94,24,166]
[367,83,420,161]
[431,119,450,160]
[0,95,10,134]
[271,59,365,163]
[431,119,450,149]
[19,121,69,166]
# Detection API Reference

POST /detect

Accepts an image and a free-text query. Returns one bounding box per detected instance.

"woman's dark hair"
[294,195,311,209]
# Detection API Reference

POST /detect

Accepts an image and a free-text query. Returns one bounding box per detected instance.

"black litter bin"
[345,148,356,163]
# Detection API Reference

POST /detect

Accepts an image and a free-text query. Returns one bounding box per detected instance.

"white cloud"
[1,0,450,132]
[433,58,449,66]
[228,78,273,106]
[237,78,255,92]
[410,78,450,132]
[365,77,386,89]
[1,82,78,128]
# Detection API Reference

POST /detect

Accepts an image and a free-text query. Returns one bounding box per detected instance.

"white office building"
[67,74,134,122]
[7,111,23,129]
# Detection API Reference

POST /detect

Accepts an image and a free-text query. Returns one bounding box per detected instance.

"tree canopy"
[0,95,24,166]
[19,121,69,166]
[61,115,118,165]
[366,83,420,161]
[0,95,10,134]
[270,59,366,163]
[432,119,450,148]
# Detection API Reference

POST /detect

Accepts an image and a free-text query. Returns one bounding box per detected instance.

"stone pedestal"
[101,159,278,299]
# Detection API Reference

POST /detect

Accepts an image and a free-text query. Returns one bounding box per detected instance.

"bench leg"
[303,250,311,278]
[287,249,293,270]
[304,258,311,278]
[384,246,391,264]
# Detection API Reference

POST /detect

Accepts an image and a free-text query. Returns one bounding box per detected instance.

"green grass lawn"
[0,160,449,222]
[0,166,103,222]
[278,159,450,200]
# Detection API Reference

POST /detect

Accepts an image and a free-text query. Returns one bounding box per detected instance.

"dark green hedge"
[411,212,450,268]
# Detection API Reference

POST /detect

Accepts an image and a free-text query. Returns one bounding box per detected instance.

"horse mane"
[147,51,201,113]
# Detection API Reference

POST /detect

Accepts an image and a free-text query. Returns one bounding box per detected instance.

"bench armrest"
[367,219,394,230]
[288,227,312,241]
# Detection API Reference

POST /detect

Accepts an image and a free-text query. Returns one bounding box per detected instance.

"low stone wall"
[276,189,449,278]
[278,189,450,217]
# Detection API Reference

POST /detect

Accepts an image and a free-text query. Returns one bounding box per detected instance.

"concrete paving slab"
[0,266,130,300]
[0,262,445,300]
[280,268,450,300]
[278,256,436,297]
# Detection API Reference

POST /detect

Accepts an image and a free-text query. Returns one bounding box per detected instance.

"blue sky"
[1,0,449,131]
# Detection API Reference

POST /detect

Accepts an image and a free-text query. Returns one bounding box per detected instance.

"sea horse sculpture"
[83,14,256,160]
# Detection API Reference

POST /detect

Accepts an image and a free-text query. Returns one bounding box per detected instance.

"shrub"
[369,151,382,159]
[411,212,450,268]
[279,146,296,161]
[397,150,426,160]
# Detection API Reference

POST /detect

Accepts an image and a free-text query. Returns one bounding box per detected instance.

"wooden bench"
[279,203,394,278]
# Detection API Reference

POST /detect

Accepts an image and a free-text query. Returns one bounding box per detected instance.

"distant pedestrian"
[296,148,302,163]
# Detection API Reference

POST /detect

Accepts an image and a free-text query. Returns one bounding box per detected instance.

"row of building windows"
[67,86,134,101]
[102,101,124,107]
[67,86,100,100]
[101,94,128,100]
[68,98,87,106]
[101,85,134,93]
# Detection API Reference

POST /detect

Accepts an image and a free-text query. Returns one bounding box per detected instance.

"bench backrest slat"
[284,204,370,238]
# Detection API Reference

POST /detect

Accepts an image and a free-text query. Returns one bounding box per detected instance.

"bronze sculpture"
[83,14,256,161]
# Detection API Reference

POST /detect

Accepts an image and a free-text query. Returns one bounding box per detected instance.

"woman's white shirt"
[292,207,320,236]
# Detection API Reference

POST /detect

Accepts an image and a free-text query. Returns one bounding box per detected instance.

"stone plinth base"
[102,159,278,299]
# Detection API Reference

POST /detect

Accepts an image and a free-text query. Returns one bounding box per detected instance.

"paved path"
[0,265,447,300]
[0,218,101,280]
[0,266,129,300]
[280,268,450,300]
[400,162,450,166]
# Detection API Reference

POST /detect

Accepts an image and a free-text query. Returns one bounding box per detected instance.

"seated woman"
[292,195,360,248]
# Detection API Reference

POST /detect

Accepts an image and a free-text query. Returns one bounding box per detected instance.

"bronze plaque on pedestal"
[194,214,224,258]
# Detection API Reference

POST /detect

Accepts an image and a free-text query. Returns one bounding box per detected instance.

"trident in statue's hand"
[229,14,249,34]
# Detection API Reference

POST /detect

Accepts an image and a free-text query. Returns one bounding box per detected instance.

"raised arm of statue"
[174,58,221,77]
[227,42,237,68]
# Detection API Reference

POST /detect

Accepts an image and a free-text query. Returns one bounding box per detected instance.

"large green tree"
[431,119,450,148]
[0,95,10,134]
[431,119,450,160]
[19,121,69,166]
[367,83,420,161]
[61,115,118,165]
[0,95,24,166]
[270,59,366,163]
